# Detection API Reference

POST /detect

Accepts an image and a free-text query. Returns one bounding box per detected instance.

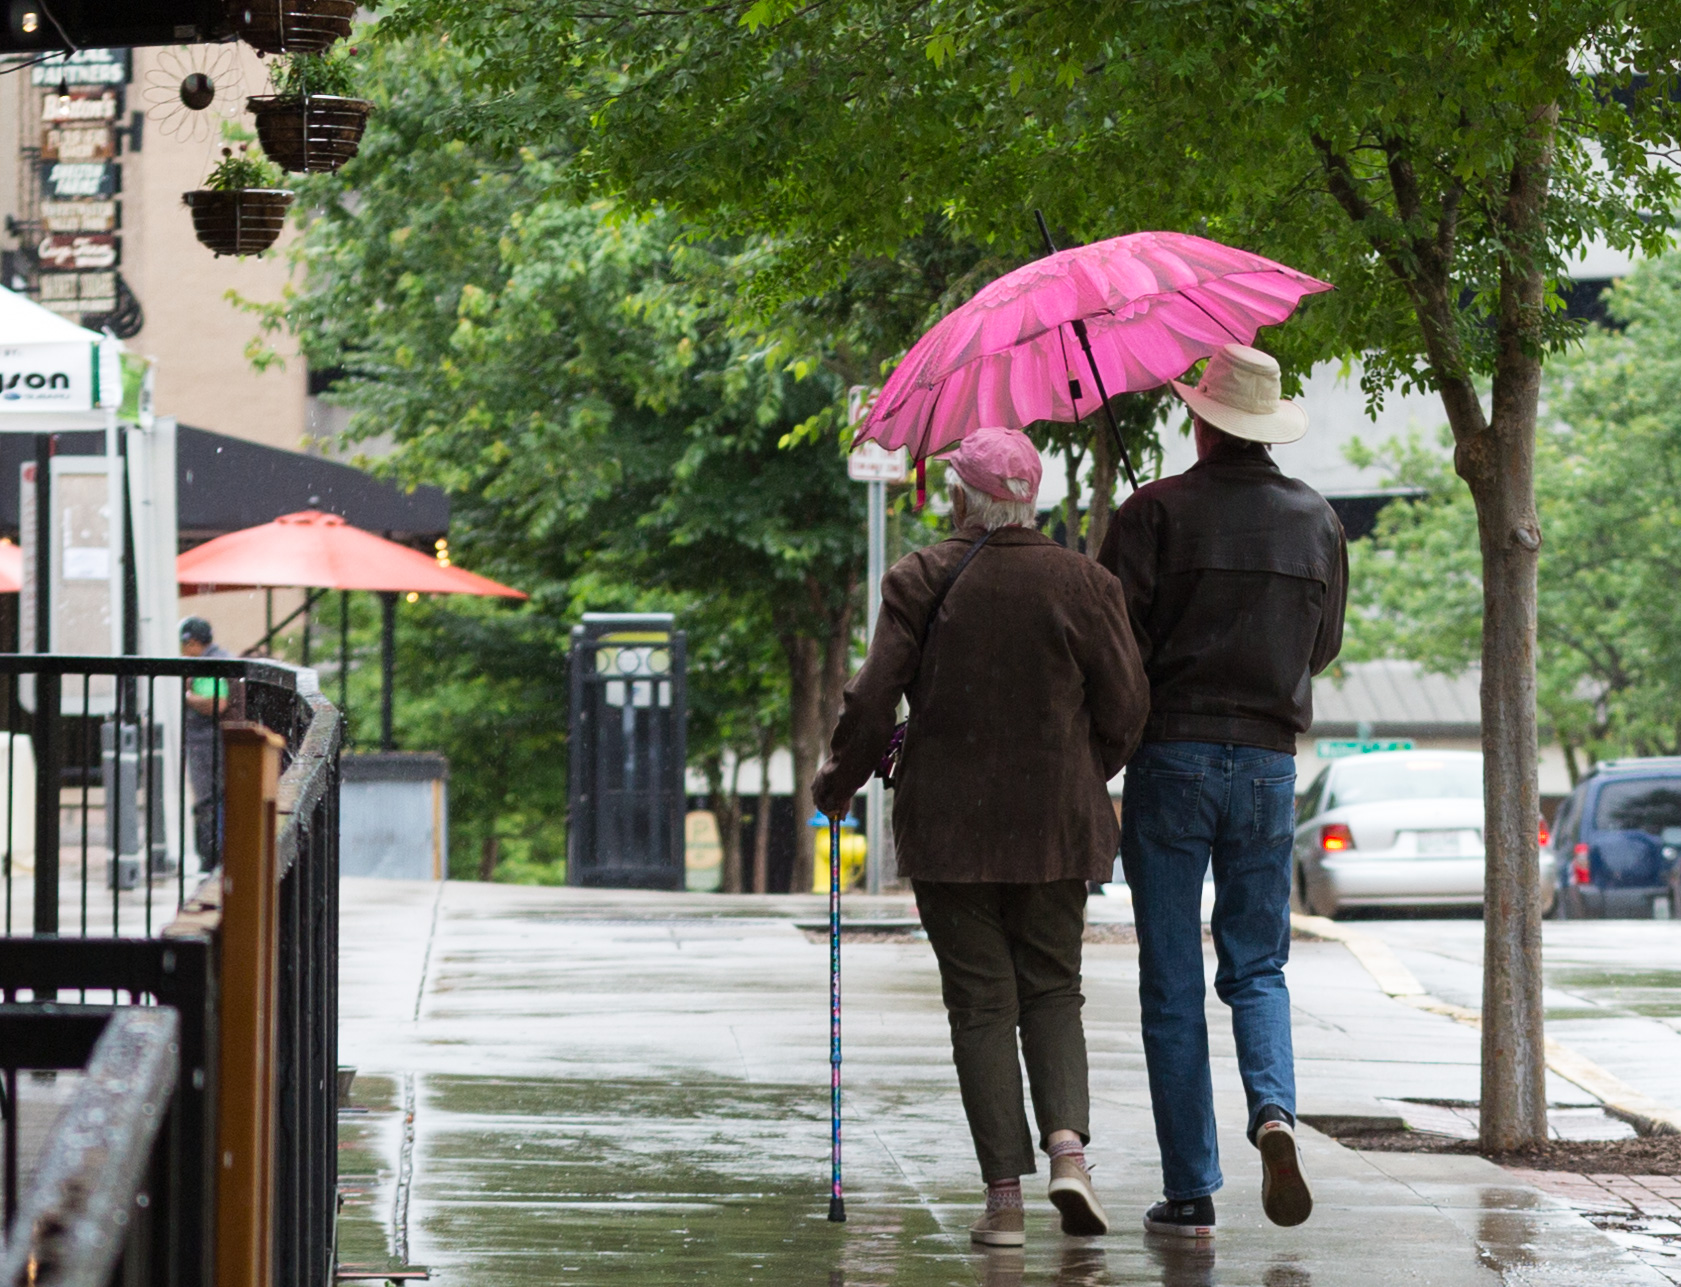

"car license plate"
[1416,830,1463,855]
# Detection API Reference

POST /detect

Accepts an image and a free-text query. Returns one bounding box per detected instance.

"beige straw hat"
[1170,343,1308,445]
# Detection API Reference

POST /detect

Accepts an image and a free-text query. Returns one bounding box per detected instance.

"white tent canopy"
[0,285,121,425]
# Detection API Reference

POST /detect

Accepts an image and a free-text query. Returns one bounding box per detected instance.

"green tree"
[373,0,1681,1147]
[1352,257,1681,782]
[264,37,885,888]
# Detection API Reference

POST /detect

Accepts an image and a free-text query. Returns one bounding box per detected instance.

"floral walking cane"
[828,814,846,1223]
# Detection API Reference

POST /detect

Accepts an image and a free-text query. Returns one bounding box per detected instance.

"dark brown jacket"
[813,526,1150,883]
[1096,437,1346,753]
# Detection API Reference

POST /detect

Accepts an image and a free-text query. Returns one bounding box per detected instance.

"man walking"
[179,616,234,868]
[1098,344,1346,1238]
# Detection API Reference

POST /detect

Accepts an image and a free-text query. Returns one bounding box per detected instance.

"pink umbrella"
[857,225,1332,491]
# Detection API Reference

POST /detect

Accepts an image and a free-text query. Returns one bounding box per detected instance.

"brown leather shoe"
[970,1206,1026,1246]
[1047,1155,1110,1236]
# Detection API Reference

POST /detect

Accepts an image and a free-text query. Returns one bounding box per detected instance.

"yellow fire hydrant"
[810,811,867,893]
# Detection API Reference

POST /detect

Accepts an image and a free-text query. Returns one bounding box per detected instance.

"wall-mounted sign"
[42,90,118,124]
[30,49,131,88]
[42,126,115,163]
[0,341,93,409]
[39,271,116,318]
[43,161,118,199]
[38,235,118,272]
[40,200,117,234]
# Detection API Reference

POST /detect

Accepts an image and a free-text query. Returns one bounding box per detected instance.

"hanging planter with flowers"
[230,0,356,55]
[247,49,373,174]
[184,147,293,256]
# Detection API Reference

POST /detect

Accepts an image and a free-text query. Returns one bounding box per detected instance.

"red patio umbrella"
[178,510,526,748]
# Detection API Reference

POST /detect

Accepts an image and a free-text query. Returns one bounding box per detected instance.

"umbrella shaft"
[1034,210,1141,494]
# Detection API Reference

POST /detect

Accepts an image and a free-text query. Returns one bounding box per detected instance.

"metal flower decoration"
[142,44,247,142]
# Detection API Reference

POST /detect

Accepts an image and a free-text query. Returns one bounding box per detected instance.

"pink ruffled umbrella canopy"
[856,231,1332,460]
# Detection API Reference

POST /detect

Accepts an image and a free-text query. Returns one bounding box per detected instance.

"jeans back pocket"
[1252,773,1297,846]
[1132,768,1205,844]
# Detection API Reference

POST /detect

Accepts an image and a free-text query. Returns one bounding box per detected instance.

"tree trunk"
[752,724,774,893]
[784,632,822,894]
[1087,422,1117,559]
[478,833,500,882]
[1063,445,1085,551]
[707,754,744,893]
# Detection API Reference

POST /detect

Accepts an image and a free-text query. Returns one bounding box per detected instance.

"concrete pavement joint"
[1293,913,1681,1138]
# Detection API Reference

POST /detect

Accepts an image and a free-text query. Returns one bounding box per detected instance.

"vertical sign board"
[19,457,123,714]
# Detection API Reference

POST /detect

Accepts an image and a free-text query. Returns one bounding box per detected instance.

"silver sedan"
[1292,750,1556,917]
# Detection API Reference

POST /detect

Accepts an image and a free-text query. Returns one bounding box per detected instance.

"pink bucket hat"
[945,427,1043,501]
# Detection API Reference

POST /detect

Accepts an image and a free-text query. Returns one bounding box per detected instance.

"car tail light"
[1570,842,1591,886]
[1539,817,1550,847]
[1320,823,1355,852]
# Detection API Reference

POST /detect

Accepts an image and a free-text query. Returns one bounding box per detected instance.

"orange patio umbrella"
[178,510,526,748]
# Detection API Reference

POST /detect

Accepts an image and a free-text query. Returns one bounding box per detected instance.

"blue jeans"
[1120,740,1297,1200]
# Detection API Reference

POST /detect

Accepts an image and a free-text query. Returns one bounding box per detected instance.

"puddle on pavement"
[337,1072,404,1271]
[1547,968,1681,1018]
[369,1075,1346,1286]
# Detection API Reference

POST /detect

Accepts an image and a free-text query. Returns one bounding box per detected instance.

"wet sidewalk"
[337,880,1670,1285]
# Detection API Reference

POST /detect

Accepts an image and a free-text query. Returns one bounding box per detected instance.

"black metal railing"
[0,654,341,1287]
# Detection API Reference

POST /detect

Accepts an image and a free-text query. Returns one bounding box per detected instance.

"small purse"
[876,530,995,788]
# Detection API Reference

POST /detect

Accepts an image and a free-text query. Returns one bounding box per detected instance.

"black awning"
[0,424,449,546]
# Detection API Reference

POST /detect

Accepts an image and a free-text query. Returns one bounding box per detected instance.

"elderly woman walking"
[813,427,1149,1246]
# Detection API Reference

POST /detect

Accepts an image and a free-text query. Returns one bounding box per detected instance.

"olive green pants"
[913,878,1091,1182]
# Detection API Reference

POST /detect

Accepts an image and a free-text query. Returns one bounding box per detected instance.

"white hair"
[949,472,1038,531]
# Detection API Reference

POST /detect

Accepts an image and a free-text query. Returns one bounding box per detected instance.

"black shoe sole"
[1259,1128,1313,1227]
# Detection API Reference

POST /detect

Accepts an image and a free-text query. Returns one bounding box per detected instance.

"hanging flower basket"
[184,189,294,256]
[248,95,373,173]
[228,0,356,55]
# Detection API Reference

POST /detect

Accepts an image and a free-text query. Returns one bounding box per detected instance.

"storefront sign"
[42,126,115,163]
[38,235,118,272]
[39,271,116,318]
[40,200,117,234]
[41,90,118,123]
[43,161,117,199]
[30,49,130,88]
[0,341,93,410]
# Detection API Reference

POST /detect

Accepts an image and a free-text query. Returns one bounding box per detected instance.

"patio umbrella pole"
[340,589,350,731]
[380,590,397,752]
[1034,212,1141,492]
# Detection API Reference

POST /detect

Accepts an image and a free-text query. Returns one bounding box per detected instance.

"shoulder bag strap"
[920,529,996,655]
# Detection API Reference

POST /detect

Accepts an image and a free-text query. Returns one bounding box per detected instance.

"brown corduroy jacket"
[812,526,1150,884]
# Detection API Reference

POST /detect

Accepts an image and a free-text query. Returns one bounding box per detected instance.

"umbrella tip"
[828,1196,846,1223]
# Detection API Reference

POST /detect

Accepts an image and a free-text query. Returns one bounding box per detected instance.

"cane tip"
[828,1196,847,1223]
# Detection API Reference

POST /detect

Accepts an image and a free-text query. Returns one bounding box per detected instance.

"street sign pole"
[864,478,885,894]
[845,393,903,895]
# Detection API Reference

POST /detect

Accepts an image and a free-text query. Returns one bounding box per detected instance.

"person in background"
[813,427,1150,1247]
[1098,344,1347,1239]
[179,615,232,868]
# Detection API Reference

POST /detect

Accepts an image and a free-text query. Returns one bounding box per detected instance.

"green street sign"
[1315,739,1415,758]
